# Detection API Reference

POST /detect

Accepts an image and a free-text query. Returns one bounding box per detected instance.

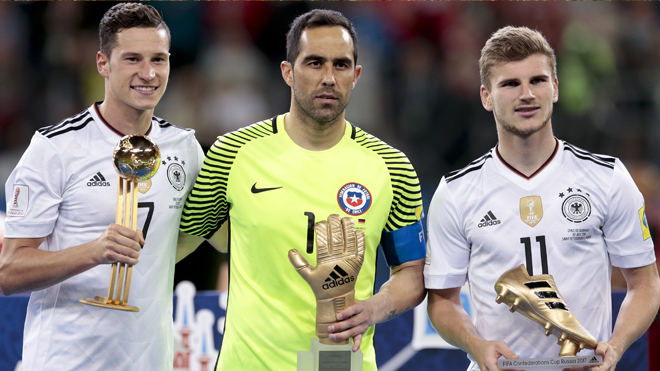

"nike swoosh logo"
[251,183,283,194]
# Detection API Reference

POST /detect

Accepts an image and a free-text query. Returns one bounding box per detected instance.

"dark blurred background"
[1,2,660,291]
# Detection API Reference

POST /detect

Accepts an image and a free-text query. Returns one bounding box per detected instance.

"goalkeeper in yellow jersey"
[177,8,427,371]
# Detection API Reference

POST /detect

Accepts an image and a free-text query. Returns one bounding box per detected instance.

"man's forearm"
[427,288,484,357]
[370,258,425,324]
[0,238,97,295]
[608,264,660,354]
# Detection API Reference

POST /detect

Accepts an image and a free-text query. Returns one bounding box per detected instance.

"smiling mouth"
[132,86,158,92]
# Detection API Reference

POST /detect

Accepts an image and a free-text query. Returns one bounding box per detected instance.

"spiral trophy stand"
[80,134,160,312]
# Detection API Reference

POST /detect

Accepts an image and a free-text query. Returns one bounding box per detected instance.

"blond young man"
[425,26,660,371]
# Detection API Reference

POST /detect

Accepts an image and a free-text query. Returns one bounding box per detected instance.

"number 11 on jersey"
[521,235,548,276]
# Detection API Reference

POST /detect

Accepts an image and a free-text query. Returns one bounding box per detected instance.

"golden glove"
[289,214,365,345]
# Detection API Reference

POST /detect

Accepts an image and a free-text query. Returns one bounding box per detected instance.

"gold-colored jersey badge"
[520,196,543,227]
[138,179,152,194]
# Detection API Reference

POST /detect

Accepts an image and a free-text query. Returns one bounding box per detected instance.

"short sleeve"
[180,137,231,239]
[603,159,655,268]
[4,134,65,238]
[424,177,471,289]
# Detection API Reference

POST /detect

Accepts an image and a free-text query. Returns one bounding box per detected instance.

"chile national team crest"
[337,183,372,216]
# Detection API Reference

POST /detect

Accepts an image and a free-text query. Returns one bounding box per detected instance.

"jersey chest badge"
[162,155,186,192]
[520,196,543,227]
[337,183,372,216]
[558,187,591,223]
[138,179,152,194]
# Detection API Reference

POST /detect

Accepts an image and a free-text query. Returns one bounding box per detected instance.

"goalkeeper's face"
[290,26,362,125]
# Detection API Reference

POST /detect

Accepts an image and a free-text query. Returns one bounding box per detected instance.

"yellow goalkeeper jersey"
[180,114,423,370]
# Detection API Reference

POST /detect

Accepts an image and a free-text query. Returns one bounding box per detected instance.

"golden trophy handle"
[80,176,139,311]
[80,134,160,312]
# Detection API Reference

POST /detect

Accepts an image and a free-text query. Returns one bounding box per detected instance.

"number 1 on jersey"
[521,235,548,276]
[304,212,315,254]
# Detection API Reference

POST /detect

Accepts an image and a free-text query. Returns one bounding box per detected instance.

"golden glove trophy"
[494,265,602,370]
[80,134,160,312]
[289,214,365,371]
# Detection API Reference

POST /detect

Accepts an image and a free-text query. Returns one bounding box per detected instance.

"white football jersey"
[4,103,204,371]
[424,139,655,362]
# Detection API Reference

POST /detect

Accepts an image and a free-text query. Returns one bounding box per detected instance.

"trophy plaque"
[80,134,160,312]
[494,265,602,370]
[289,214,365,371]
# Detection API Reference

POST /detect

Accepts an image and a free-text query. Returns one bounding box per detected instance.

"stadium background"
[0,2,659,370]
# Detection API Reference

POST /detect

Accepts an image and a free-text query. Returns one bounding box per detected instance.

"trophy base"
[297,338,363,371]
[80,296,139,312]
[498,355,602,370]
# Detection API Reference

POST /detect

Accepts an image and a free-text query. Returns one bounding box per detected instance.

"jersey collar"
[275,113,356,152]
[93,101,153,138]
[495,137,559,180]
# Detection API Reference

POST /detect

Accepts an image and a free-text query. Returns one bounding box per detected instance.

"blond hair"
[479,26,556,90]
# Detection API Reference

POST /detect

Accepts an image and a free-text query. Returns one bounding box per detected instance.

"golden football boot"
[494,264,598,357]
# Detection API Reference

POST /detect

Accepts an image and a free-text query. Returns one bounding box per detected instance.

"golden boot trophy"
[494,264,602,370]
[80,135,160,312]
[289,214,365,371]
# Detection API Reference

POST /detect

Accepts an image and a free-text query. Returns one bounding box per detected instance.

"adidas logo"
[589,356,599,363]
[322,265,355,290]
[478,211,501,228]
[87,172,111,187]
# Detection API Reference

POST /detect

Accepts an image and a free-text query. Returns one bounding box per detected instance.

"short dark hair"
[99,3,171,59]
[286,9,358,65]
[479,26,556,90]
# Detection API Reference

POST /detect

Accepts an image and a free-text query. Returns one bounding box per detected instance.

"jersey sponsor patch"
[87,172,111,187]
[7,184,29,217]
[478,210,501,228]
[520,196,543,227]
[639,204,652,240]
[337,183,372,216]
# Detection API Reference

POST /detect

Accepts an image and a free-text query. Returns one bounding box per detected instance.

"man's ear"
[281,61,293,88]
[97,51,110,79]
[352,65,362,89]
[480,85,493,112]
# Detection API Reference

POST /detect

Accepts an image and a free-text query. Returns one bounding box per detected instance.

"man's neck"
[496,126,557,178]
[98,99,153,136]
[284,105,346,151]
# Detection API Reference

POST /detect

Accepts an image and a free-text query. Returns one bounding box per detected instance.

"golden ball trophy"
[289,214,365,371]
[495,265,602,370]
[80,134,160,312]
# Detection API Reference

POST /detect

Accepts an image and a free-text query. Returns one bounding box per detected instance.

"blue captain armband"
[381,221,426,266]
